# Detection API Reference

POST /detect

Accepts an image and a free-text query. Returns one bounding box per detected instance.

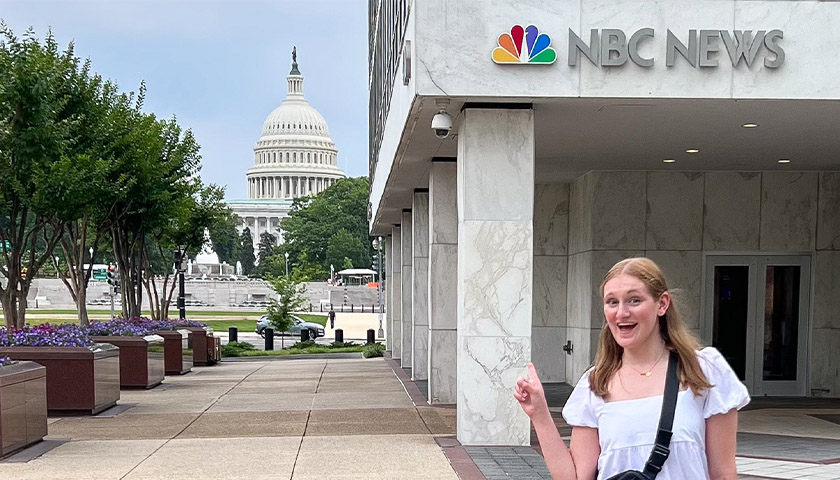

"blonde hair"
[588,257,712,397]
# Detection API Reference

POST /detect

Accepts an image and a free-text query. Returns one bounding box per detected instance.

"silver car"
[256,314,325,339]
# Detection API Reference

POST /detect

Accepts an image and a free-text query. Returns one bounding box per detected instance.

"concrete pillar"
[385,235,394,351]
[457,108,534,446]
[428,160,458,404]
[401,209,413,370]
[412,190,429,380]
[390,226,402,359]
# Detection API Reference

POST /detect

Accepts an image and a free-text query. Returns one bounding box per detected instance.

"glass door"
[703,255,810,396]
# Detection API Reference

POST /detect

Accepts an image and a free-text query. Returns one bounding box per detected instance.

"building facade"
[368,0,840,446]
[228,52,346,252]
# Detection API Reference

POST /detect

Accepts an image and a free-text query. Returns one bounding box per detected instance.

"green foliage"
[329,340,359,348]
[289,339,317,349]
[207,210,240,264]
[362,343,386,358]
[289,250,327,282]
[264,275,307,333]
[221,341,256,357]
[254,231,277,277]
[237,227,255,276]
[281,177,373,275]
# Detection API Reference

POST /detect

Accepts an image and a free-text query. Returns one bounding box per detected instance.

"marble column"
[457,108,534,446]
[428,160,458,404]
[390,226,402,359]
[401,209,413,370]
[412,190,429,380]
[385,235,394,352]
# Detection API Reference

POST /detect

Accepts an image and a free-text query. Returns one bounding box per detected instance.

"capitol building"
[227,50,346,252]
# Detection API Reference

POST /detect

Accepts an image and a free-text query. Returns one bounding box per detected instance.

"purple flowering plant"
[0,356,13,366]
[87,317,206,336]
[0,323,93,347]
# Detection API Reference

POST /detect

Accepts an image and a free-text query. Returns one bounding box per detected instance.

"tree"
[237,227,255,276]
[264,275,307,349]
[326,229,367,272]
[257,231,276,265]
[0,26,89,328]
[290,250,327,282]
[281,177,372,275]
[208,210,240,264]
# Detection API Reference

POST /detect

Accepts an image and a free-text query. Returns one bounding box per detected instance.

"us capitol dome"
[227,48,346,253]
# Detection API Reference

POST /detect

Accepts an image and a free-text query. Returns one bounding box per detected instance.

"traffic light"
[107,266,118,285]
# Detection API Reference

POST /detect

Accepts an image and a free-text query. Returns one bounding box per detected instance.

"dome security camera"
[431,110,452,139]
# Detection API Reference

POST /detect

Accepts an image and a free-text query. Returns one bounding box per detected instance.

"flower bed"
[0,324,120,415]
[0,359,48,457]
[88,319,165,389]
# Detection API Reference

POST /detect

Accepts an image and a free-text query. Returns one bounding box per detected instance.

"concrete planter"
[0,344,120,415]
[0,361,47,457]
[155,329,193,375]
[90,335,165,389]
[184,327,218,366]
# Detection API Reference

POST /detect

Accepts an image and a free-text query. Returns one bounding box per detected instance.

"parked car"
[256,314,325,339]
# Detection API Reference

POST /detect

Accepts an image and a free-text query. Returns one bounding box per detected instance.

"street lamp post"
[54,256,60,278]
[176,245,186,320]
[373,237,384,339]
[284,251,289,276]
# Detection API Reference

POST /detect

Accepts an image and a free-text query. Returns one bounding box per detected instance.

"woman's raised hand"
[514,363,550,422]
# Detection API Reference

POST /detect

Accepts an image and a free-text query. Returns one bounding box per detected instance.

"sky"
[1,0,370,200]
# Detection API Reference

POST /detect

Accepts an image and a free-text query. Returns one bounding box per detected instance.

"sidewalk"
[0,356,457,479]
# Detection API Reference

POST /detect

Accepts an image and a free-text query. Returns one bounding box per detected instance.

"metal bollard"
[301,329,310,342]
[228,327,238,343]
[335,328,344,343]
[367,329,375,344]
[265,328,274,350]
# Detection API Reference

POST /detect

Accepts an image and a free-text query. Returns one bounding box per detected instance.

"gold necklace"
[623,349,667,377]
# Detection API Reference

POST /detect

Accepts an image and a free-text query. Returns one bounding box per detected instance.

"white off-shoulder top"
[561,347,750,480]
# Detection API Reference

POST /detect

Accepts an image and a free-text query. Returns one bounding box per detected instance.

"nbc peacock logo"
[492,25,557,64]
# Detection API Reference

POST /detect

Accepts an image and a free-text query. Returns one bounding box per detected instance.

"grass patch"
[25,309,265,317]
[230,346,365,356]
[294,314,327,326]
[362,343,386,358]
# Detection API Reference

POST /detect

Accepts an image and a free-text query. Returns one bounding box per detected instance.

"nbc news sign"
[493,25,785,69]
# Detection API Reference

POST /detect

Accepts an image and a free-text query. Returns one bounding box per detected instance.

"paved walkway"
[3,352,839,479]
[0,357,458,479]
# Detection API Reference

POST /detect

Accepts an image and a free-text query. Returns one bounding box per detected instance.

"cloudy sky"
[1,0,369,200]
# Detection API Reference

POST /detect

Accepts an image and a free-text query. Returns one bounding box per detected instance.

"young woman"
[515,257,749,480]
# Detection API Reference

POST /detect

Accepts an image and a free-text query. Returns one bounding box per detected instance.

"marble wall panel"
[532,327,566,383]
[429,329,457,404]
[413,324,429,381]
[413,192,430,258]
[458,109,534,222]
[385,236,393,351]
[810,328,840,397]
[402,211,413,266]
[457,335,531,445]
[566,252,592,330]
[401,269,413,369]
[704,173,761,250]
[459,221,533,338]
[813,251,840,330]
[533,256,568,328]
[413,256,429,380]
[817,173,840,250]
[430,162,458,245]
[429,244,458,330]
[646,172,704,250]
[645,250,702,331]
[391,272,402,359]
[590,172,647,251]
[569,174,593,255]
[760,173,818,251]
[392,227,402,274]
[534,183,570,256]
[565,327,603,384]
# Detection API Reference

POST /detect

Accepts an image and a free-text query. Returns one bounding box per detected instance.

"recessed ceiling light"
[742,123,759,128]
[778,158,791,164]
[663,159,676,163]
[686,149,699,154]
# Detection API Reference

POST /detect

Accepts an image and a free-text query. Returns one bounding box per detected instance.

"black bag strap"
[641,351,679,479]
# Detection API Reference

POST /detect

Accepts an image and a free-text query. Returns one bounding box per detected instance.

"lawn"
[21,313,325,332]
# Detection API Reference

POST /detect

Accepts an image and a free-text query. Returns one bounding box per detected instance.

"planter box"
[184,327,218,366]
[0,361,47,457]
[155,329,193,375]
[0,344,120,415]
[90,335,165,389]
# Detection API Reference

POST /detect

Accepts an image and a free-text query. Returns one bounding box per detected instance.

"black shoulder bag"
[605,352,680,480]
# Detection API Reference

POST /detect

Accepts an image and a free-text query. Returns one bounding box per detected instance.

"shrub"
[362,343,385,358]
[289,340,317,350]
[221,341,256,357]
[329,341,359,348]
